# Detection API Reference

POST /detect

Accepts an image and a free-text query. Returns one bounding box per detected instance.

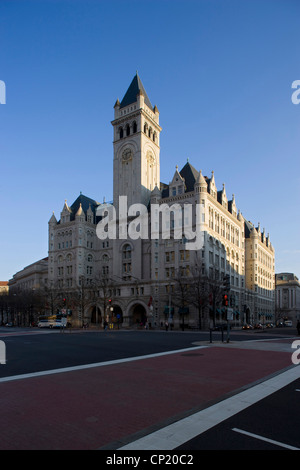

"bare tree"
[189,263,210,329]
[208,265,226,327]
[173,268,191,330]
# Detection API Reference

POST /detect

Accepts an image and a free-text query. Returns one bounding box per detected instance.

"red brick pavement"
[0,346,292,450]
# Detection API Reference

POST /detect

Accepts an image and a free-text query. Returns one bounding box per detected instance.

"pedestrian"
[297,320,300,335]
[165,321,169,331]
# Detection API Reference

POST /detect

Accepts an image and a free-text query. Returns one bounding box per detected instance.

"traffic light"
[223,294,228,307]
[223,274,230,291]
[63,298,66,306]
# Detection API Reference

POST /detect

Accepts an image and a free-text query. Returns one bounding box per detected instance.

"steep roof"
[70,194,100,221]
[120,73,153,110]
[179,161,199,192]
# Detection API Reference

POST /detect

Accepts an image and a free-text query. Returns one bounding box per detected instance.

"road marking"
[119,366,300,450]
[232,427,300,450]
[0,345,208,383]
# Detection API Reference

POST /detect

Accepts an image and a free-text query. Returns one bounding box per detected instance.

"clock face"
[122,148,133,162]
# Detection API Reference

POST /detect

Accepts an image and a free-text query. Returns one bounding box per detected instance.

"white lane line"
[119,366,300,450]
[0,345,208,383]
[232,427,300,450]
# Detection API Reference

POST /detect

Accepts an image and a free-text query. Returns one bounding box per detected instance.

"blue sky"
[0,0,299,281]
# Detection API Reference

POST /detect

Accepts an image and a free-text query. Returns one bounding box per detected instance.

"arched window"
[119,127,123,139]
[133,121,137,133]
[122,244,132,278]
[122,244,131,259]
[126,124,130,136]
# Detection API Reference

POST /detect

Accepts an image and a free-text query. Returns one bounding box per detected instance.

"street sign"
[227,308,233,321]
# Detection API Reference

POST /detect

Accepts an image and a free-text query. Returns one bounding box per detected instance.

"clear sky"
[0,0,299,281]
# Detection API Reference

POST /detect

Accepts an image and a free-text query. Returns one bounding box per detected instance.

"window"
[122,244,132,278]
[133,121,137,133]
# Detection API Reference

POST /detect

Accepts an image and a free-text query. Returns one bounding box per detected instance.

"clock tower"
[112,73,161,213]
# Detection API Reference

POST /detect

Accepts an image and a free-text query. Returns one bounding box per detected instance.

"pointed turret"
[119,72,153,110]
[49,211,57,225]
[76,203,85,218]
[195,170,207,194]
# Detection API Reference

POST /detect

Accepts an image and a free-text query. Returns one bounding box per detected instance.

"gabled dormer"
[86,204,94,224]
[229,194,237,217]
[60,200,72,224]
[218,183,228,209]
[208,171,217,199]
[169,165,185,197]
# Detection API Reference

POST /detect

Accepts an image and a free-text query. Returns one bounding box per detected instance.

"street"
[0,326,298,451]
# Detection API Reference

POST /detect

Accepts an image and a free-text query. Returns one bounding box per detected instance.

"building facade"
[9,73,276,329]
[0,282,9,295]
[45,73,275,328]
[9,258,48,293]
[275,273,300,326]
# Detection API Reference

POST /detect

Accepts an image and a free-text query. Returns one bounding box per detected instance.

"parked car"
[5,322,13,327]
[284,320,293,327]
[242,324,253,330]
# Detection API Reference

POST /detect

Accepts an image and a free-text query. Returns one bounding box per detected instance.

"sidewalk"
[0,335,297,450]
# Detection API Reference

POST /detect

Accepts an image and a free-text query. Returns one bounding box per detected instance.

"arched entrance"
[90,306,102,325]
[111,305,123,326]
[131,303,147,326]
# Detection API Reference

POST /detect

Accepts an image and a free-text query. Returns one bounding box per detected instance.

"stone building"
[275,273,300,326]
[0,282,9,294]
[45,73,275,328]
[244,220,275,325]
[8,73,276,329]
[9,258,48,293]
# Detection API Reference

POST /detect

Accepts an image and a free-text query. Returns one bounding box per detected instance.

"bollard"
[209,328,212,343]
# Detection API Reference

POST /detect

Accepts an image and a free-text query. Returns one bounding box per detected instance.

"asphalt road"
[0,326,296,379]
[0,326,298,452]
[177,377,300,450]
